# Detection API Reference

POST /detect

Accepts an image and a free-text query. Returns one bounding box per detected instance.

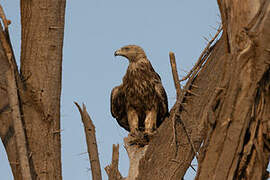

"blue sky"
[0,1,219,179]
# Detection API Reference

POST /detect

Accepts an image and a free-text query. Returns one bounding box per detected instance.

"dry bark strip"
[74,102,102,180]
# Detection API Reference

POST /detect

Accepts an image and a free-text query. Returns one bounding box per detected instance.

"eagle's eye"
[123,47,130,51]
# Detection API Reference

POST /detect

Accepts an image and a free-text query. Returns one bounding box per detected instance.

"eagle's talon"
[129,128,141,137]
[127,133,149,147]
[143,131,156,141]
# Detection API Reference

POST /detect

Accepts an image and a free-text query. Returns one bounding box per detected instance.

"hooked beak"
[114,49,121,56]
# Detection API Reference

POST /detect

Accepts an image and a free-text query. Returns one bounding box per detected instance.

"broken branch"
[74,102,102,180]
[105,144,123,180]
[169,52,181,99]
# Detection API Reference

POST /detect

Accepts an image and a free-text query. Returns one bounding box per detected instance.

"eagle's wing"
[154,82,169,127]
[110,85,130,131]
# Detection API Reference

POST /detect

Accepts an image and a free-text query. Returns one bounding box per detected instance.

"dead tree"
[0,0,269,180]
[0,1,66,179]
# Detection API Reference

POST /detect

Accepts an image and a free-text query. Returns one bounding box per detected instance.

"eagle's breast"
[122,59,159,111]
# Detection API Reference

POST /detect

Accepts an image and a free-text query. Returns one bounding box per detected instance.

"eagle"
[110,45,168,136]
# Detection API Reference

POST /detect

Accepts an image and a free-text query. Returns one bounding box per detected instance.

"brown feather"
[111,45,169,132]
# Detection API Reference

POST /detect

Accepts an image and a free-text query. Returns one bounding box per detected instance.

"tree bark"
[18,0,66,179]
[0,1,66,179]
[0,24,23,180]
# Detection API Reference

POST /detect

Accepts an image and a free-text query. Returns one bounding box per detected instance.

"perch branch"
[105,144,123,180]
[74,102,102,180]
[179,26,222,82]
[169,52,182,99]
[0,6,32,180]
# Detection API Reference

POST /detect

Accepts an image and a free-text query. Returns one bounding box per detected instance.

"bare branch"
[74,102,102,180]
[6,69,32,180]
[169,52,181,99]
[105,144,123,180]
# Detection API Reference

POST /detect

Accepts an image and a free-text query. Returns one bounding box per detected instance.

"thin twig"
[169,52,181,99]
[186,89,199,97]
[74,102,102,180]
[179,26,222,82]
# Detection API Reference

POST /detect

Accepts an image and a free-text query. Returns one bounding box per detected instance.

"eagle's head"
[114,45,146,62]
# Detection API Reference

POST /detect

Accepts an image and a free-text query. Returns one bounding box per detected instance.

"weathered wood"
[6,68,32,180]
[75,102,102,180]
[1,0,67,179]
[0,5,25,179]
[105,144,123,180]
[169,52,181,99]
[196,1,270,179]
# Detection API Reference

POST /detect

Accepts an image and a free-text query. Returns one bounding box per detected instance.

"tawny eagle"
[110,45,168,135]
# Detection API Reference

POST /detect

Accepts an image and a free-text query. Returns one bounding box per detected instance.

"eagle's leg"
[127,108,139,136]
[145,109,157,135]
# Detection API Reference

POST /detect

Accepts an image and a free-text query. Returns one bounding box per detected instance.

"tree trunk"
[196,1,270,179]
[0,1,66,179]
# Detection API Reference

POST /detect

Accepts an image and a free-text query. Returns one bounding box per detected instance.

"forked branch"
[74,102,102,180]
